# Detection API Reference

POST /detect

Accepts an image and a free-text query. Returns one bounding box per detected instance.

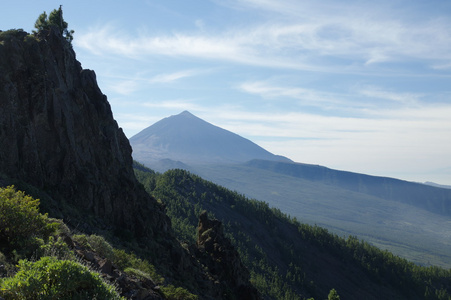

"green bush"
[36,236,74,260]
[328,288,341,300]
[0,256,123,299]
[87,235,115,260]
[124,267,152,281]
[72,234,115,260]
[48,218,71,236]
[160,284,198,300]
[0,29,27,42]
[113,249,164,284]
[72,234,90,248]
[0,186,50,250]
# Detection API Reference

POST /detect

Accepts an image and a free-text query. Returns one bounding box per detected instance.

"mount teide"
[130,110,291,169]
[131,111,451,268]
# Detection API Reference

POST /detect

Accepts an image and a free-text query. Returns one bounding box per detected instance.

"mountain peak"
[173,110,202,121]
[130,112,291,168]
[179,110,194,116]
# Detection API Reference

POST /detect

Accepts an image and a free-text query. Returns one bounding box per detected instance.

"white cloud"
[148,70,204,84]
[238,81,345,108]
[356,86,422,106]
[216,0,451,65]
[75,7,451,74]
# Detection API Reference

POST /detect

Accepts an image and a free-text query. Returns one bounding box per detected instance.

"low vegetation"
[0,186,196,299]
[1,257,123,300]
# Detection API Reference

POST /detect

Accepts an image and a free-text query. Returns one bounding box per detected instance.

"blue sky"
[2,0,451,184]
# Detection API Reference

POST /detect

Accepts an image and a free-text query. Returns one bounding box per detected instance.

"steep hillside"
[0,27,259,299]
[130,111,290,169]
[134,165,451,300]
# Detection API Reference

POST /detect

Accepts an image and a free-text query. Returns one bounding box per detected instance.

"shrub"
[113,249,164,284]
[0,186,49,250]
[87,235,115,260]
[48,218,71,236]
[35,236,74,260]
[0,29,27,42]
[160,284,198,300]
[124,267,152,281]
[0,256,123,299]
[72,234,90,248]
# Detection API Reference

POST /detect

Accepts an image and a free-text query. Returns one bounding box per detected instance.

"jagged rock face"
[196,211,260,300]
[0,28,167,237]
[0,28,262,299]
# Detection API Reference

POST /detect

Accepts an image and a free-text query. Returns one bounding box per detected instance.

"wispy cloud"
[238,81,345,108]
[76,9,451,74]
[148,69,204,84]
[356,86,422,106]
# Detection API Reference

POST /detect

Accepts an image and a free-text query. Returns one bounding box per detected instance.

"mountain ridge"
[245,159,451,216]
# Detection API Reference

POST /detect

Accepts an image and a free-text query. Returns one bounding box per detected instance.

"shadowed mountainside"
[0,27,167,237]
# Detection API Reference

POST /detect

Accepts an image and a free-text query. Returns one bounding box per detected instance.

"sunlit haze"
[2,0,451,184]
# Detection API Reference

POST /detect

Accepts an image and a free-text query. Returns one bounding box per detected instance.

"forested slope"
[134,163,451,300]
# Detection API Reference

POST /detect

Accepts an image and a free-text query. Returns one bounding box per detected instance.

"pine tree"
[33,6,74,43]
[328,288,340,300]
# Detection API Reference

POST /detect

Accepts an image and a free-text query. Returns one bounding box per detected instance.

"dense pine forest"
[134,162,451,300]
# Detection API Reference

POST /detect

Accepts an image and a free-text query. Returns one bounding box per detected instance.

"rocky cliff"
[0,27,260,299]
[0,27,167,237]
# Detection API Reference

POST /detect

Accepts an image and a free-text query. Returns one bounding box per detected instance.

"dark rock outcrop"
[0,28,168,237]
[196,211,260,300]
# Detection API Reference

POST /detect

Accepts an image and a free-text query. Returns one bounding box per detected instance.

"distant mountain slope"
[131,112,451,268]
[130,111,290,168]
[134,166,451,300]
[245,159,451,216]
[192,162,451,268]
